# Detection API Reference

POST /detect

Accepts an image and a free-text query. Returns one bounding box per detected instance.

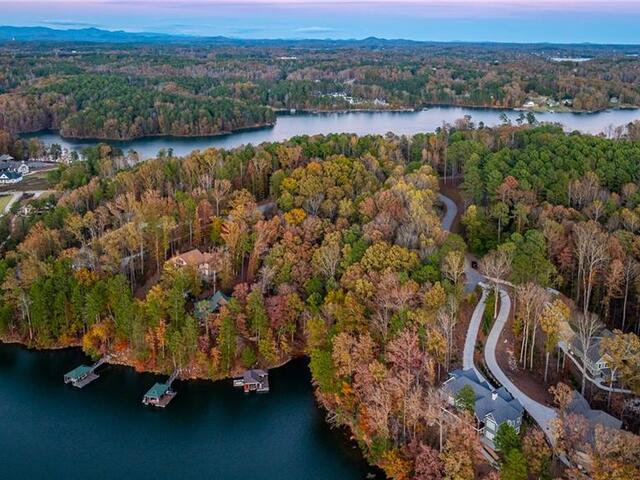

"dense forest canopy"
[1,40,640,140]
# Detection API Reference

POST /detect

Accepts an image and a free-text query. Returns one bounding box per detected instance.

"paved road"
[439,191,562,449]
[463,285,489,378]
[484,287,558,444]
[437,193,457,232]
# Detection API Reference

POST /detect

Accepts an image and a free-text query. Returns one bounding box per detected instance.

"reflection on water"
[0,344,382,480]
[22,106,640,160]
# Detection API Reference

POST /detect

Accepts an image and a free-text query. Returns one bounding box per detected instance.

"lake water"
[0,344,380,480]
[23,106,640,159]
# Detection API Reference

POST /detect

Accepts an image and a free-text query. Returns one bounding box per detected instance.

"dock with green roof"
[63,355,109,388]
[142,369,180,408]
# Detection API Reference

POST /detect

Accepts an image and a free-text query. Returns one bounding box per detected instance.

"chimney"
[491,391,498,401]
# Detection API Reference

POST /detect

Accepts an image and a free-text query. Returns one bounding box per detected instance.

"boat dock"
[142,369,180,408]
[233,369,269,393]
[63,355,110,388]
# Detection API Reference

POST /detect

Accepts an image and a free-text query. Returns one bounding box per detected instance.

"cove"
[0,344,381,480]
[23,106,640,160]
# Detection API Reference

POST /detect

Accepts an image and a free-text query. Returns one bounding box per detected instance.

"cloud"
[294,26,339,34]
[45,20,103,28]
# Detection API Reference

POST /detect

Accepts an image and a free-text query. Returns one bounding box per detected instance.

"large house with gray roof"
[442,369,523,449]
[567,328,615,381]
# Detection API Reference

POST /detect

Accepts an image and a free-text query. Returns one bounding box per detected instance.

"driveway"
[484,287,558,444]
[463,285,489,381]
[437,193,457,232]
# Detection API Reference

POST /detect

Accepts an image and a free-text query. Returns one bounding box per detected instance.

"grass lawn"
[0,194,13,212]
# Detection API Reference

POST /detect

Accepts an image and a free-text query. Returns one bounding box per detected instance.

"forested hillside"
[1,41,640,140]
[0,75,275,139]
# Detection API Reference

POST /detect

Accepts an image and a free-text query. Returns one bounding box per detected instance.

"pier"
[63,355,109,388]
[233,369,269,393]
[142,369,179,408]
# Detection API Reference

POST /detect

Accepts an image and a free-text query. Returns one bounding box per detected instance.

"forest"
[1,123,640,478]
[1,41,640,140]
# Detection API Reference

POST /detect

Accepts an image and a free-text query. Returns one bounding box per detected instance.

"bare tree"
[621,256,639,331]
[573,221,609,316]
[442,250,465,292]
[574,311,601,395]
[437,294,459,370]
[515,282,550,369]
[211,179,231,216]
[480,249,512,318]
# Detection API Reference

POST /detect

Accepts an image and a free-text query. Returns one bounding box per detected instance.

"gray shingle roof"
[568,391,622,431]
[443,369,523,425]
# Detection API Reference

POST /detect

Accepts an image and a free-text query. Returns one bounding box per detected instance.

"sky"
[2,0,640,44]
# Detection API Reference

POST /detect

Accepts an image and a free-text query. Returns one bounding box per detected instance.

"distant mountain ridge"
[0,25,639,51]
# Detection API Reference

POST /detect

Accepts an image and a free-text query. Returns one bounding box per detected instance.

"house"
[567,390,622,432]
[194,290,230,322]
[442,369,524,449]
[233,369,270,393]
[563,390,622,470]
[522,100,536,109]
[0,171,22,184]
[168,248,217,280]
[568,328,615,381]
[0,158,29,175]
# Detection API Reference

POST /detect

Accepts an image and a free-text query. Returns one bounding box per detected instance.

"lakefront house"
[442,369,524,449]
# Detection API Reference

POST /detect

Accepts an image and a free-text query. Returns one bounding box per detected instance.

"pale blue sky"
[2,1,640,44]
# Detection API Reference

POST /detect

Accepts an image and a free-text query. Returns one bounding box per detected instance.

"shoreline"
[0,334,299,381]
[18,103,640,144]
[18,121,278,143]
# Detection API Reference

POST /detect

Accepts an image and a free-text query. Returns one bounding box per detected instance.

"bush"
[240,346,257,368]
[482,290,496,334]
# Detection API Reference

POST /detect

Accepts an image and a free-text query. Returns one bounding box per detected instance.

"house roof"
[172,249,208,267]
[144,382,170,400]
[443,369,523,425]
[568,391,622,430]
[210,290,229,310]
[570,328,612,364]
[0,154,14,161]
[194,290,230,319]
[0,171,22,180]
[64,365,92,380]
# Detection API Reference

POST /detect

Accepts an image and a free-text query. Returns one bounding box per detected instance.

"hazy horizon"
[2,1,640,44]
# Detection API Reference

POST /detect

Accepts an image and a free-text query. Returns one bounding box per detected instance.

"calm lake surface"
[23,106,640,159]
[0,345,379,480]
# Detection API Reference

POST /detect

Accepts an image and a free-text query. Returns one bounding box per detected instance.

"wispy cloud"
[294,26,339,34]
[45,20,103,28]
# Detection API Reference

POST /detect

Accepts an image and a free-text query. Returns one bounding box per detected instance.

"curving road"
[484,287,558,444]
[437,193,457,232]
[462,285,489,380]
[439,191,560,447]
